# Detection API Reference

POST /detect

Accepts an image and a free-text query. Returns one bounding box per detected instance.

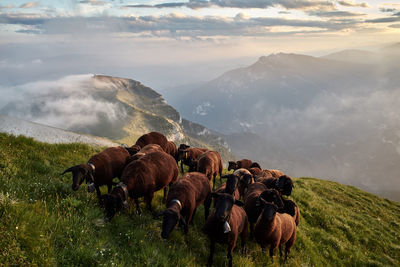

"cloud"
[389,23,400,28]
[308,10,365,17]
[337,0,369,8]
[0,74,129,134]
[20,2,39,9]
[79,0,108,6]
[379,7,397,13]
[0,4,14,9]
[124,0,336,11]
[0,12,358,37]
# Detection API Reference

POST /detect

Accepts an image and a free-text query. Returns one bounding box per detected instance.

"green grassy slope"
[0,133,399,266]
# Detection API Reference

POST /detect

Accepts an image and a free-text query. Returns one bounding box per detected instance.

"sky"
[0,0,400,88]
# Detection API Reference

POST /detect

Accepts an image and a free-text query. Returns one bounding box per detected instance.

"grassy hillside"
[0,133,399,266]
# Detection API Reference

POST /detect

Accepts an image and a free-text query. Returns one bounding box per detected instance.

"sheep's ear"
[234,200,244,207]
[60,166,77,175]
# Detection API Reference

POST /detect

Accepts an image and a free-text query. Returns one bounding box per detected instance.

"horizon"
[1,0,400,88]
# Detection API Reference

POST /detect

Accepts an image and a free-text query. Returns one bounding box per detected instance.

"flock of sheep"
[61,131,299,266]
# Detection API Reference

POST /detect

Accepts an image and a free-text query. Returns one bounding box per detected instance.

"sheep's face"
[161,209,179,239]
[277,176,294,196]
[103,194,123,221]
[259,189,284,210]
[224,175,239,195]
[227,161,237,171]
[260,200,278,221]
[238,174,253,195]
[212,193,235,222]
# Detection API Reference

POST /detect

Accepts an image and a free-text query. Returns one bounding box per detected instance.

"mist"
[0,74,130,138]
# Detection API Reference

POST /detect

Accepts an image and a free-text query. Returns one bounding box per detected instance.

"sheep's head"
[177,148,189,161]
[227,161,237,171]
[158,208,186,239]
[221,174,239,195]
[126,145,141,156]
[238,173,253,196]
[276,175,294,196]
[212,192,243,223]
[258,189,284,210]
[250,162,261,169]
[259,199,278,221]
[102,194,123,221]
[61,164,93,191]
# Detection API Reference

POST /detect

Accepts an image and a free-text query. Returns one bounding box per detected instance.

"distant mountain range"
[0,74,233,160]
[168,45,400,201]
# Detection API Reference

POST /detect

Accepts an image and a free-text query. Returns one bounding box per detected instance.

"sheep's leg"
[95,186,102,205]
[145,191,154,212]
[134,197,141,215]
[162,187,168,204]
[241,222,248,254]
[207,240,215,267]
[269,246,275,263]
[279,244,283,258]
[285,231,296,262]
[180,161,184,173]
[204,195,212,221]
[227,244,233,267]
[107,184,112,193]
[249,222,254,239]
[190,208,197,225]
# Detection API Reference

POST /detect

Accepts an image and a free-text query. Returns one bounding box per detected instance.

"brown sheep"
[126,131,168,155]
[214,174,241,201]
[249,167,262,177]
[125,144,164,165]
[268,169,285,178]
[159,172,212,238]
[197,150,223,189]
[254,200,297,263]
[228,159,253,171]
[165,141,178,162]
[178,146,208,173]
[61,146,129,203]
[102,151,178,220]
[255,169,274,179]
[244,183,284,237]
[281,198,301,226]
[258,175,294,196]
[203,193,248,267]
[233,168,254,198]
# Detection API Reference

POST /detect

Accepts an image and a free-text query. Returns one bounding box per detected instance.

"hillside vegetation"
[0,133,399,266]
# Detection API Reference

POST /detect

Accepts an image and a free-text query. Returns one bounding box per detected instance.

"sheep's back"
[135,132,168,151]
[90,146,130,182]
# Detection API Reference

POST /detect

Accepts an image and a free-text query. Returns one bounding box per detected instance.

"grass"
[0,132,399,266]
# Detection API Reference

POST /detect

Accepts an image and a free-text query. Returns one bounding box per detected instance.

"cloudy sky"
[0,0,399,88]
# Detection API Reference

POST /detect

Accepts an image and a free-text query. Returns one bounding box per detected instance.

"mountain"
[169,51,400,201]
[321,49,378,64]
[0,115,118,147]
[0,74,233,160]
[1,133,399,266]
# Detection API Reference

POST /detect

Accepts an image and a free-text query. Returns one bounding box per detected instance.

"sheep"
[244,183,284,237]
[255,169,274,179]
[196,150,223,189]
[178,146,208,173]
[254,200,297,263]
[158,172,212,239]
[203,192,248,267]
[248,167,262,177]
[281,198,300,226]
[233,168,254,198]
[258,175,294,196]
[126,131,168,155]
[101,151,178,221]
[214,174,241,201]
[268,169,285,178]
[228,159,253,171]
[250,162,261,169]
[61,146,129,203]
[165,141,178,162]
[125,144,164,165]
